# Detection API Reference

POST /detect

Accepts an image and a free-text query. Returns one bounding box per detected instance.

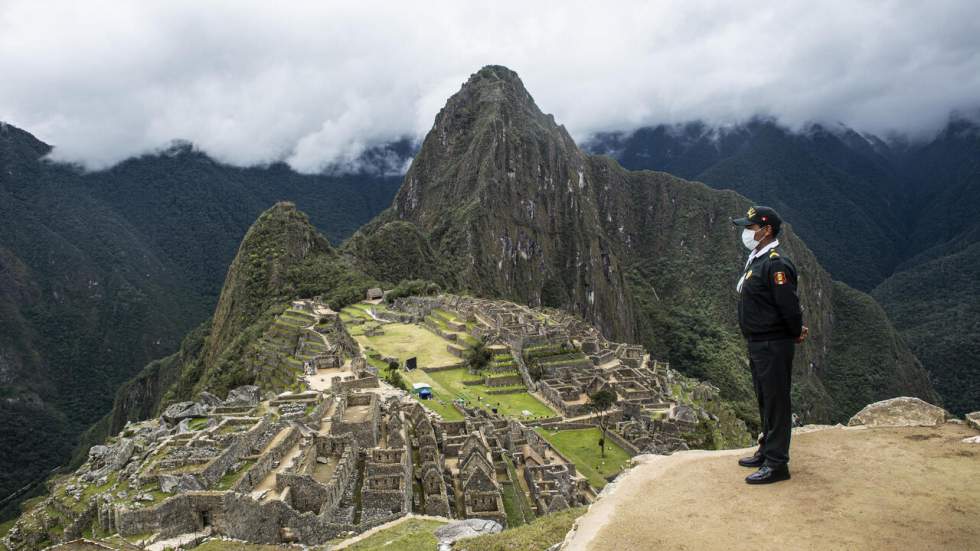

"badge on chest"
[737,269,754,292]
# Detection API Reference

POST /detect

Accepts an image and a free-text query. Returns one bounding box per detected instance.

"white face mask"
[741,228,760,250]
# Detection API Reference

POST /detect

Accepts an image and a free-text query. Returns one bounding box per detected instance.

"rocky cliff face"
[359,66,637,341]
[350,65,936,423]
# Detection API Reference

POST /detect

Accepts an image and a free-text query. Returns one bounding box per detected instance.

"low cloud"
[2,0,978,171]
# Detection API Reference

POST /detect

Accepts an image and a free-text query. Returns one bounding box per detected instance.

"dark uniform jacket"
[737,247,803,341]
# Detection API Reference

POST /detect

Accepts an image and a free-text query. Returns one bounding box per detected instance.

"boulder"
[847,397,948,428]
[962,435,980,444]
[670,404,698,424]
[108,439,136,470]
[225,385,261,406]
[197,391,223,408]
[87,445,110,464]
[162,401,207,424]
[965,411,980,431]
[86,439,135,472]
[434,518,502,550]
[158,473,205,494]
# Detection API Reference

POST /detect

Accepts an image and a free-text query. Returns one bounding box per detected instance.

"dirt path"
[565,423,980,551]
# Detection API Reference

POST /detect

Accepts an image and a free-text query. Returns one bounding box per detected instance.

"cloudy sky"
[2,0,979,172]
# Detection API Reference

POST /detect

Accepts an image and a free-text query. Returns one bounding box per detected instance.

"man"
[731,205,808,484]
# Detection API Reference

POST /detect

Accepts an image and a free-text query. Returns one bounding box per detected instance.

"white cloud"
[1,0,978,171]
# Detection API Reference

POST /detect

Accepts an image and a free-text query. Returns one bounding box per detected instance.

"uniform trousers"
[747,338,795,467]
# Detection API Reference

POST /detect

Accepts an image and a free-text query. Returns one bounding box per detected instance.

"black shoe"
[745,464,790,485]
[738,453,765,468]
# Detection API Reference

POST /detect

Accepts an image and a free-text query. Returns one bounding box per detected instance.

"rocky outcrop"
[224,385,261,407]
[847,397,948,428]
[562,416,979,550]
[966,411,980,431]
[162,402,207,424]
[435,518,503,550]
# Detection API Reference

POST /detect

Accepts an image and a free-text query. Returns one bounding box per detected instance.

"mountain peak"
[392,65,578,222]
[472,64,523,83]
[0,121,53,159]
[204,201,333,371]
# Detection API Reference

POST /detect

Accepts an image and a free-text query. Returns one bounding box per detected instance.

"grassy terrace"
[350,321,555,421]
[214,459,256,490]
[533,427,631,490]
[340,302,376,322]
[354,323,462,368]
[430,368,553,417]
[502,455,537,527]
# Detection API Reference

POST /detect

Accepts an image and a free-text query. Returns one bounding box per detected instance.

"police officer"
[731,206,808,484]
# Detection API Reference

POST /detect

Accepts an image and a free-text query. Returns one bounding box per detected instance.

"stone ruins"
[3,294,744,550]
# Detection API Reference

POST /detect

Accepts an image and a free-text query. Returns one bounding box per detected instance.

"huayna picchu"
[0,66,949,549]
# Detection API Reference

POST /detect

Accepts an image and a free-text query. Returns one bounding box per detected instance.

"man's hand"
[796,326,809,344]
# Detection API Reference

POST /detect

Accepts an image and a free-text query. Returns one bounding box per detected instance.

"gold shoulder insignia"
[769,250,780,258]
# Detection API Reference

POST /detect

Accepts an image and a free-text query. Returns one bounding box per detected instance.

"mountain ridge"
[585,116,979,415]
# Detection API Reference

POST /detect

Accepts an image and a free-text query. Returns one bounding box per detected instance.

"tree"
[466,338,493,375]
[588,389,617,458]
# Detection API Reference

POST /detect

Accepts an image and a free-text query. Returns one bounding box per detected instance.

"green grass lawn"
[339,518,446,551]
[426,368,555,419]
[399,367,465,421]
[341,305,373,320]
[395,358,554,421]
[353,323,461,368]
[534,427,631,489]
[349,321,554,421]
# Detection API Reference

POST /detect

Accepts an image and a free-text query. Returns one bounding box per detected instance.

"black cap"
[731,205,782,229]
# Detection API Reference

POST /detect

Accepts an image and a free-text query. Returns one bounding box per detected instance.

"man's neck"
[753,237,778,256]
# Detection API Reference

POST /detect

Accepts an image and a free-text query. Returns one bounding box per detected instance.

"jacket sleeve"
[767,258,803,337]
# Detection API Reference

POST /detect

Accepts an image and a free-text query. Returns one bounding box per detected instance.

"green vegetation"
[465,338,493,374]
[384,279,441,302]
[873,242,980,416]
[354,323,462,368]
[214,459,256,491]
[424,367,554,418]
[826,282,937,420]
[501,455,536,527]
[186,417,209,431]
[0,518,15,538]
[534,427,630,489]
[345,220,457,289]
[339,518,447,551]
[587,389,617,458]
[454,506,586,551]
